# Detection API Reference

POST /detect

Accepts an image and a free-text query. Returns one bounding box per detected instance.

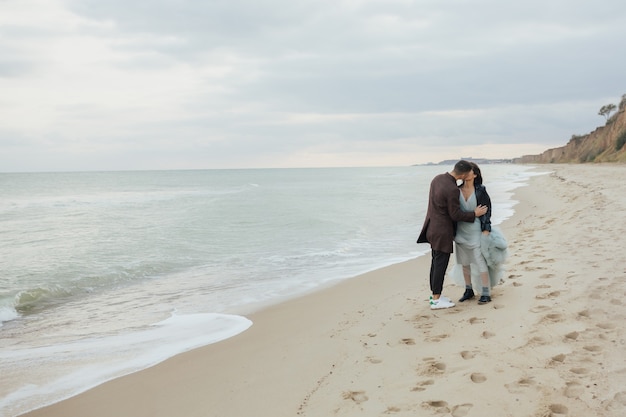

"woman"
[454,162,493,304]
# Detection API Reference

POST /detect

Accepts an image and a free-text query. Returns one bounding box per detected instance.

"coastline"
[19,164,626,417]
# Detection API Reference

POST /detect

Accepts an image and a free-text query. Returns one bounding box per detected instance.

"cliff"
[516,100,626,164]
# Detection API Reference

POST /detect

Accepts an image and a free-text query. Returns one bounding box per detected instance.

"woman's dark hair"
[470,162,483,185]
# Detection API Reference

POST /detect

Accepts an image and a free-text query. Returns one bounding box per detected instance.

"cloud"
[1,0,625,171]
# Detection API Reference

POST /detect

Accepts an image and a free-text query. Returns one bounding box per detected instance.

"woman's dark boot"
[478,295,492,304]
[459,288,475,302]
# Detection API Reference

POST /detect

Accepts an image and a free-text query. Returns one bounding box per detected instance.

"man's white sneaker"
[430,295,451,303]
[430,298,455,310]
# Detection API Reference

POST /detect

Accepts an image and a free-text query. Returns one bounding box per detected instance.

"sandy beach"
[19,164,626,417]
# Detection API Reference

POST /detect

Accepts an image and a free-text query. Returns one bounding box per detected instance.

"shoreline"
[19,164,626,417]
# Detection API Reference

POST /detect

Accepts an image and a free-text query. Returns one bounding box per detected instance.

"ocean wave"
[2,275,149,323]
[11,285,77,315]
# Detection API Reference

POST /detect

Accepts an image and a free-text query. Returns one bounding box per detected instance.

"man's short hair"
[453,160,473,175]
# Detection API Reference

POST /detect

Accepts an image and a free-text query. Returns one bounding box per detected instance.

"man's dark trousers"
[429,249,451,295]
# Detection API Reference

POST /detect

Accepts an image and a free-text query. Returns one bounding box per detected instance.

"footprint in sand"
[366,356,383,364]
[470,373,487,383]
[411,315,434,329]
[540,273,555,279]
[505,377,536,394]
[468,317,485,324]
[524,266,545,271]
[530,305,550,313]
[536,291,561,300]
[583,345,602,352]
[564,331,580,341]
[527,336,549,346]
[577,309,591,318]
[383,406,401,413]
[481,331,495,339]
[541,313,564,323]
[512,281,523,287]
[451,403,473,417]
[547,404,568,416]
[401,338,416,345]
[342,390,368,404]
[551,353,567,363]
[428,362,447,373]
[418,360,447,375]
[411,379,435,392]
[564,381,584,398]
[421,400,449,413]
[569,367,589,375]
[425,333,450,342]
[535,284,551,289]
[597,322,616,329]
[460,350,476,360]
[518,377,535,387]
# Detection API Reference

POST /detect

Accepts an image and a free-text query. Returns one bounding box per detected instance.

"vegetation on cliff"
[516,94,626,163]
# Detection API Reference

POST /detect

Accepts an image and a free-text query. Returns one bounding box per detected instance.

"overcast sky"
[1,0,625,172]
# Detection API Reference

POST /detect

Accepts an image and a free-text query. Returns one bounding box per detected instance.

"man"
[417,160,488,309]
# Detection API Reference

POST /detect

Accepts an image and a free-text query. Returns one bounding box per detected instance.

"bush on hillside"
[616,130,626,151]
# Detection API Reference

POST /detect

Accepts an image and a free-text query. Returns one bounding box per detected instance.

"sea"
[0,164,541,416]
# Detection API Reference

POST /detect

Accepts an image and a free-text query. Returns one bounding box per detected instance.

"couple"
[417,160,496,310]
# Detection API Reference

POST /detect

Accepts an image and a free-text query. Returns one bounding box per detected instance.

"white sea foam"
[0,312,251,416]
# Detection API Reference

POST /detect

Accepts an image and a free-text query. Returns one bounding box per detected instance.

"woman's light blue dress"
[450,189,508,289]
[455,191,488,273]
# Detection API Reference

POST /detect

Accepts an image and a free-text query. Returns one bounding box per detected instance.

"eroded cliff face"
[516,107,626,163]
